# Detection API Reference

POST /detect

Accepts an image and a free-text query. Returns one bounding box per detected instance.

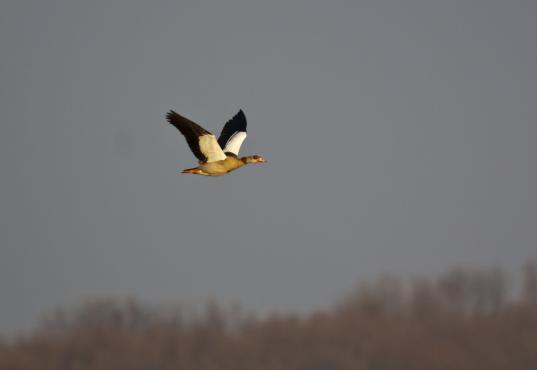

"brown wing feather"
[166,110,212,162]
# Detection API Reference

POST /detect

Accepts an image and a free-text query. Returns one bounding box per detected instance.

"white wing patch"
[222,132,247,155]
[199,134,227,162]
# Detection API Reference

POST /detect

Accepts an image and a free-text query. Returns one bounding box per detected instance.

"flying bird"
[166,109,266,176]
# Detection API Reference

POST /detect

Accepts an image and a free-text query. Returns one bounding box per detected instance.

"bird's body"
[182,155,245,176]
[165,109,266,176]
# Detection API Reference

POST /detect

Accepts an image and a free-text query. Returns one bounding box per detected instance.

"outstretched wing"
[166,110,227,163]
[217,109,248,155]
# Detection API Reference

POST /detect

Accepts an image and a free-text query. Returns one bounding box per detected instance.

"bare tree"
[436,266,508,315]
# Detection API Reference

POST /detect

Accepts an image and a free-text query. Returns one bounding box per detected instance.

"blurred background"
[1,1,536,366]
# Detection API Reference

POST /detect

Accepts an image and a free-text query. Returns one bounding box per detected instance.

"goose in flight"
[166,109,266,176]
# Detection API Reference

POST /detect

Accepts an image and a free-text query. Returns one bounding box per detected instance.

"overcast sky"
[1,0,536,335]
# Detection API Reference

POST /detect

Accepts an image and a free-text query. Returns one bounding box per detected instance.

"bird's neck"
[240,156,254,164]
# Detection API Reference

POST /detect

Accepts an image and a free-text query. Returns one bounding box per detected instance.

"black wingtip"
[165,110,173,122]
[235,109,247,129]
[166,110,185,127]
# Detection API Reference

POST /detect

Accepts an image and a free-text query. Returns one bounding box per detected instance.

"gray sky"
[1,0,536,335]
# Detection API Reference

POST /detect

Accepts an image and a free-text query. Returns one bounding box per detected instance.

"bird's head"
[243,154,267,164]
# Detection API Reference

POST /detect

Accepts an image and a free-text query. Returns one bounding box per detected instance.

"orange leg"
[181,167,205,175]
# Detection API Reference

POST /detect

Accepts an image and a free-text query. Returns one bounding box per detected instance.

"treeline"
[1,261,537,370]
